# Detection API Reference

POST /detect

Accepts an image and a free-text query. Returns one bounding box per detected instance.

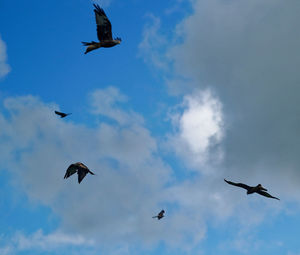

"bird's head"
[258,184,267,191]
[115,37,122,44]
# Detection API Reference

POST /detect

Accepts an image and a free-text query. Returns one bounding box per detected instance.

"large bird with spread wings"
[152,210,165,220]
[54,111,71,118]
[64,162,95,184]
[224,179,280,200]
[82,4,121,54]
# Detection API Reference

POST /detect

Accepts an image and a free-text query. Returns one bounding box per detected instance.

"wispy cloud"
[139,15,169,71]
[0,230,94,255]
[90,86,144,125]
[15,230,94,250]
[0,35,10,79]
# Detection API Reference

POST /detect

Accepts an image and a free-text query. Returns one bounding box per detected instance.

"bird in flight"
[224,179,280,200]
[152,210,165,220]
[82,4,121,54]
[55,111,71,118]
[64,162,95,184]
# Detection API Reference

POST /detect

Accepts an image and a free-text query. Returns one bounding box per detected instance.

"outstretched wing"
[77,168,88,184]
[55,111,71,118]
[88,170,95,175]
[224,179,251,191]
[93,4,113,41]
[64,164,78,179]
[256,190,280,200]
[55,111,64,117]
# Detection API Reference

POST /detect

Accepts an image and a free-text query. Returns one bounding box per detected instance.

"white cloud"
[0,35,10,78]
[167,89,224,172]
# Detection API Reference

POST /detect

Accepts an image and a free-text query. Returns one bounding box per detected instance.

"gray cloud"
[167,0,300,200]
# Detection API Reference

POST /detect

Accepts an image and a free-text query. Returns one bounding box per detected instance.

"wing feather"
[64,164,78,179]
[93,4,113,41]
[77,168,88,184]
[256,190,280,200]
[224,179,251,190]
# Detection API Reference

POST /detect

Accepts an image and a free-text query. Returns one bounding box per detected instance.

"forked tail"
[81,41,100,54]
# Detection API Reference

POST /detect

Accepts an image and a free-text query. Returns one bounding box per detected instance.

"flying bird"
[152,210,165,220]
[55,111,71,118]
[224,179,280,200]
[82,4,121,54]
[64,162,95,184]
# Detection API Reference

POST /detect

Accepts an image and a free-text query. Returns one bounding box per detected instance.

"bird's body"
[82,4,121,54]
[152,210,165,220]
[224,179,280,200]
[64,162,95,184]
[55,111,71,118]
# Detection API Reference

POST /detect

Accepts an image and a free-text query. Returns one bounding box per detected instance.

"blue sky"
[1,0,300,254]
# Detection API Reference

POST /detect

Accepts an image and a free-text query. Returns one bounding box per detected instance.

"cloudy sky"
[1,0,300,254]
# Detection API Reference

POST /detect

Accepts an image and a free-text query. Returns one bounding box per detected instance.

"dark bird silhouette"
[64,162,95,184]
[82,4,121,54]
[55,111,72,118]
[224,179,280,200]
[152,210,165,220]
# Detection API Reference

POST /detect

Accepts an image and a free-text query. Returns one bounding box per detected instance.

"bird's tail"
[82,41,100,54]
[81,41,97,46]
[152,216,158,218]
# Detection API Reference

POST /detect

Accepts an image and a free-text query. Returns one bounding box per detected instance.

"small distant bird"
[152,210,165,220]
[64,162,95,184]
[224,179,280,200]
[82,4,121,54]
[55,111,71,118]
